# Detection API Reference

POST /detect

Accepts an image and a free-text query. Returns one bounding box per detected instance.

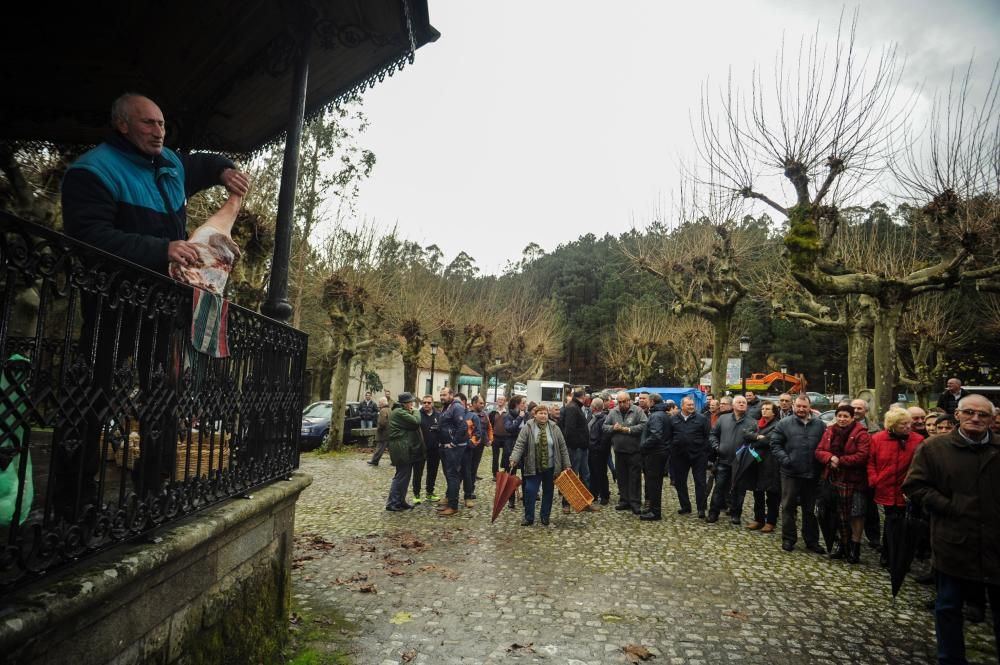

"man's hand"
[220,168,250,196]
[509,460,518,470]
[168,240,201,266]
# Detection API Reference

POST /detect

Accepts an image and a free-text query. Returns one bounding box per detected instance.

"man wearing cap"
[384,393,424,512]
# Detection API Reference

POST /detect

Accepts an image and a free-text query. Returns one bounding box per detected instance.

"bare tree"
[604,304,673,386]
[698,14,1000,416]
[897,293,972,407]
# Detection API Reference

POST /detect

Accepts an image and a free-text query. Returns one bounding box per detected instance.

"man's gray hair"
[111,92,145,125]
[378,396,388,407]
[957,394,993,411]
[649,393,663,405]
[795,394,811,404]
[591,397,604,411]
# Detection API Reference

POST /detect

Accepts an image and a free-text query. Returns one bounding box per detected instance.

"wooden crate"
[554,468,594,512]
[174,430,232,481]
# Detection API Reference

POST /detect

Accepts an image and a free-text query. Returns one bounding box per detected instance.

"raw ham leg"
[169,194,242,295]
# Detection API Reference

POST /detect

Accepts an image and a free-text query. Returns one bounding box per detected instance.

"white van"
[526,380,572,407]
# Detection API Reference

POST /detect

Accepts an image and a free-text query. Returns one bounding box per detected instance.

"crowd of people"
[376,377,998,664]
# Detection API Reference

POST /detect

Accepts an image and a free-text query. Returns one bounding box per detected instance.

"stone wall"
[0,472,312,665]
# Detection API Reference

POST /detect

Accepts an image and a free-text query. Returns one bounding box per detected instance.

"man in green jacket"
[385,393,425,512]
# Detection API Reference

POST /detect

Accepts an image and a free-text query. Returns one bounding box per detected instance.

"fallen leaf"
[387,568,406,577]
[506,642,535,654]
[357,583,377,593]
[623,644,654,662]
[334,572,368,585]
[401,648,416,662]
[721,609,750,621]
[389,611,412,624]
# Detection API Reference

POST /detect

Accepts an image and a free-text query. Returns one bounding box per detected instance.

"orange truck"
[727,371,802,394]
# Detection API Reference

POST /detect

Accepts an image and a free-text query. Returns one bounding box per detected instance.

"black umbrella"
[886,502,924,600]
[814,469,839,553]
[731,445,760,494]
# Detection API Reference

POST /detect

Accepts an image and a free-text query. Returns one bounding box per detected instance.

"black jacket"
[936,389,968,415]
[359,399,379,421]
[770,415,826,479]
[667,412,711,454]
[419,408,440,451]
[589,412,612,452]
[562,398,590,450]
[62,133,234,274]
[641,403,671,452]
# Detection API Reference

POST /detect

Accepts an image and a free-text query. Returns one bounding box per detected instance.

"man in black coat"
[936,377,968,416]
[668,396,712,518]
[640,394,671,521]
[413,395,441,503]
[587,397,613,505]
[770,394,827,554]
[359,391,379,429]
[561,388,597,513]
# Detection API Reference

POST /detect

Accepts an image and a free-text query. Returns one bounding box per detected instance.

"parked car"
[806,392,831,410]
[819,409,836,425]
[300,400,361,450]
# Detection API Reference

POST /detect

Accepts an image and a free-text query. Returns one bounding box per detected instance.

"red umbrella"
[492,471,522,523]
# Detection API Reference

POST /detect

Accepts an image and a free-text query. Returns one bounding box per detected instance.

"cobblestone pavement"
[292,451,996,665]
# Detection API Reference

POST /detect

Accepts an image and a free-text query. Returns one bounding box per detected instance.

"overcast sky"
[351,0,999,275]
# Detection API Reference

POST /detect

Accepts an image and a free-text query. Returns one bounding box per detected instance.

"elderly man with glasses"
[903,395,1000,664]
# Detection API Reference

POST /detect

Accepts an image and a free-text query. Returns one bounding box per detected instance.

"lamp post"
[838,372,843,396]
[780,364,788,394]
[824,370,829,396]
[980,363,991,383]
[739,335,751,395]
[658,366,664,382]
[494,357,502,403]
[429,342,438,397]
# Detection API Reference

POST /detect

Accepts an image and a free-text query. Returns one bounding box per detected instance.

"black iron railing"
[0,211,307,593]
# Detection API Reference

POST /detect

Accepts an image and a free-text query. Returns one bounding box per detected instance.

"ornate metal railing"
[0,211,306,593]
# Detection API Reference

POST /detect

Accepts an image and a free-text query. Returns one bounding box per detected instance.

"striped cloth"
[190,287,229,358]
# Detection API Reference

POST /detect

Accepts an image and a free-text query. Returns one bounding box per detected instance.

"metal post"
[741,353,747,395]
[493,357,502,402]
[430,342,438,397]
[824,370,829,396]
[261,13,311,322]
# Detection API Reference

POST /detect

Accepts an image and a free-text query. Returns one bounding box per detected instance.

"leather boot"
[847,541,862,564]
[829,541,847,560]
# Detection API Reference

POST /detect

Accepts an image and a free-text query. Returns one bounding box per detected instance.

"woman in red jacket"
[816,405,872,563]
[867,408,923,564]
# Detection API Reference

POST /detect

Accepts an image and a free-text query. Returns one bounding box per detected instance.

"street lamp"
[429,342,438,396]
[739,335,751,395]
[980,363,991,382]
[838,372,843,395]
[494,357,502,403]
[780,364,788,393]
[824,370,829,396]
[658,366,664,382]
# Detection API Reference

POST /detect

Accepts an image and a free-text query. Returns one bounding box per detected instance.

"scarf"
[829,423,852,455]
[535,423,550,470]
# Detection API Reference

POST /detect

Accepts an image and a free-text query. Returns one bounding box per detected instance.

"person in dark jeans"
[435,388,469,516]
[490,395,508,477]
[359,391,378,429]
[500,396,528,508]
[413,395,441,503]
[770,394,827,554]
[903,394,1000,664]
[639,394,670,521]
[587,397,612,505]
[668,396,712,518]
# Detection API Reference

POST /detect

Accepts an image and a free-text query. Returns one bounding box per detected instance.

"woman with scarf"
[815,404,872,563]
[867,407,923,565]
[509,404,572,526]
[738,400,782,533]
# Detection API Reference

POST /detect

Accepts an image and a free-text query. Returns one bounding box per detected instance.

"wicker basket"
[173,430,232,481]
[102,422,140,462]
[112,432,142,469]
[554,468,594,512]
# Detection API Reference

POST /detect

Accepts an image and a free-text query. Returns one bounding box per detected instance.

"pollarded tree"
[604,304,673,387]
[319,225,396,449]
[660,315,716,387]
[896,292,972,407]
[698,15,1000,416]
[623,199,773,394]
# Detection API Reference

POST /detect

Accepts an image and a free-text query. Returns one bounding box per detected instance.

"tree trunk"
[322,348,354,451]
[402,346,419,394]
[845,325,871,398]
[710,314,731,394]
[448,368,460,394]
[871,303,903,423]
